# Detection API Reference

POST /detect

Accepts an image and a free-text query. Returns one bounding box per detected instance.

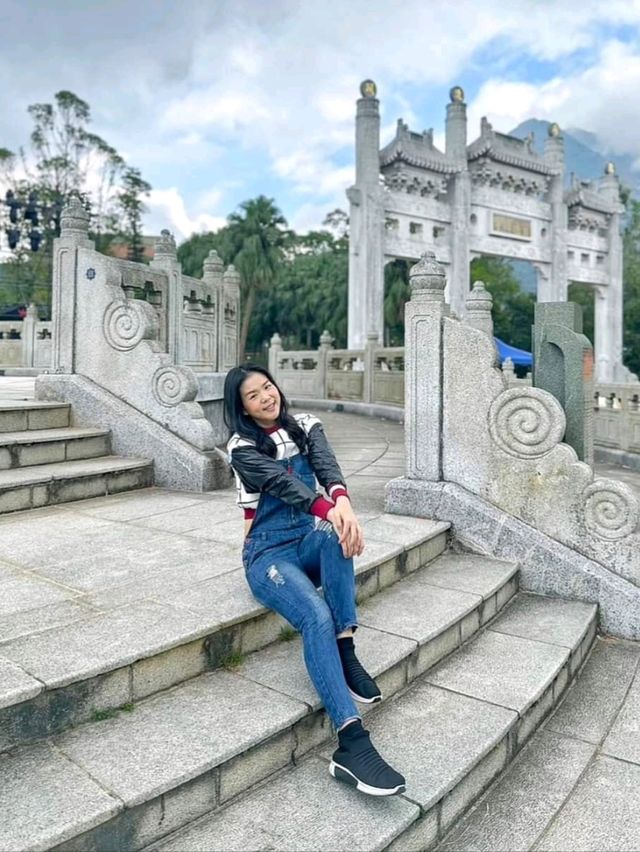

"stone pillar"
[465,281,494,339]
[594,285,610,382]
[348,80,384,349]
[202,249,224,370]
[220,265,241,370]
[151,230,183,365]
[22,303,38,368]
[51,197,94,373]
[405,252,448,480]
[363,331,378,404]
[268,332,282,378]
[544,124,568,302]
[533,301,594,465]
[317,329,333,399]
[600,164,625,382]
[445,87,470,318]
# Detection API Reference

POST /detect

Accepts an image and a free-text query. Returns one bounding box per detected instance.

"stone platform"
[2,379,640,850]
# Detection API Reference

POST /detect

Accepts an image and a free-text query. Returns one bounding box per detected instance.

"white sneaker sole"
[348,687,383,704]
[329,760,405,796]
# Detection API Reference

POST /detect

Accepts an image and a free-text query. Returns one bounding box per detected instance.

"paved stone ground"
[2,377,640,849]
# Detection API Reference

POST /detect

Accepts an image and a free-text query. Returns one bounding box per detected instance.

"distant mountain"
[509,118,640,197]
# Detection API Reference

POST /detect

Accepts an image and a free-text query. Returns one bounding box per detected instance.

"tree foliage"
[1,91,151,315]
[623,199,640,377]
[470,256,535,352]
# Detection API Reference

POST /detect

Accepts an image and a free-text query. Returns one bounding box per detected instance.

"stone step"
[0,427,111,470]
[146,594,597,852]
[0,516,449,753]
[0,455,154,514]
[0,549,518,852]
[0,401,71,433]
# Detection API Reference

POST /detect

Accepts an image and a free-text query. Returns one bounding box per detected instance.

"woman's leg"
[244,543,359,730]
[298,525,382,704]
[297,523,357,635]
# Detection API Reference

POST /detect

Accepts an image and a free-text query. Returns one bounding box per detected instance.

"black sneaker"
[330,720,405,796]
[338,637,382,704]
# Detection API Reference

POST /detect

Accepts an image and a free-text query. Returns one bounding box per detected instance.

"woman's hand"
[327,496,364,558]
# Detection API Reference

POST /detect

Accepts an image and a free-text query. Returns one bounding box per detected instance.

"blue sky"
[2,0,640,243]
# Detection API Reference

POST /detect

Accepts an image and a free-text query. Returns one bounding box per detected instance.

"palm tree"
[226,196,290,360]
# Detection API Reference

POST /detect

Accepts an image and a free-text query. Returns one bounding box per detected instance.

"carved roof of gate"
[380,121,458,174]
[564,181,617,214]
[467,122,555,176]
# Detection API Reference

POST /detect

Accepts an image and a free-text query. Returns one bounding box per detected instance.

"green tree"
[567,282,595,344]
[1,91,151,313]
[623,199,640,376]
[225,196,290,360]
[470,256,535,352]
[384,260,410,346]
[117,167,152,263]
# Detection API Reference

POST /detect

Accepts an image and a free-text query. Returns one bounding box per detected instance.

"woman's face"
[240,372,281,428]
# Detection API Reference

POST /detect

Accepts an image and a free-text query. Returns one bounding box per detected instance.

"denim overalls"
[241,451,359,728]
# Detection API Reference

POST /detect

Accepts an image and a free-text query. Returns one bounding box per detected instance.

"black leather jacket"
[229,422,346,514]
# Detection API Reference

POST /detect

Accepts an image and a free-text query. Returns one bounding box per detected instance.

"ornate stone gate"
[347,80,632,383]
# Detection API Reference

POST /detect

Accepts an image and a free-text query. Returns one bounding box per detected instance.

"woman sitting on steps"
[223,364,406,797]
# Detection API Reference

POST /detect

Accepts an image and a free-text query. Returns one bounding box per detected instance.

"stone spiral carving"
[583,480,639,541]
[488,387,565,459]
[152,366,197,407]
[103,300,151,351]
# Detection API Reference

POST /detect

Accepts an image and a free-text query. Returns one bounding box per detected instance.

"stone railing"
[384,252,640,640]
[269,336,640,464]
[0,306,53,372]
[593,382,640,462]
[35,198,237,490]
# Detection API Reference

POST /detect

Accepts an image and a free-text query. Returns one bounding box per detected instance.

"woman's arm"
[305,422,348,493]
[230,445,325,514]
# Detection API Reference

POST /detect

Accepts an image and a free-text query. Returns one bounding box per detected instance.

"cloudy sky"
[2,0,640,243]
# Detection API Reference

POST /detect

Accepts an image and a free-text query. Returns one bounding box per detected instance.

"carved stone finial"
[154,229,177,258]
[360,79,377,98]
[409,252,446,299]
[466,280,494,337]
[26,303,38,319]
[548,122,561,137]
[224,264,241,292]
[270,332,282,347]
[60,196,90,235]
[502,356,515,376]
[604,161,616,176]
[202,249,224,277]
[319,329,334,348]
[450,86,465,104]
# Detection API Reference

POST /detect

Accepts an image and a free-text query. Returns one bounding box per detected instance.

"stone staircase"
[0,401,153,513]
[1,516,598,852]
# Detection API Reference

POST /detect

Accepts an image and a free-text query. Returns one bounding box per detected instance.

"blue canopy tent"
[493,337,533,368]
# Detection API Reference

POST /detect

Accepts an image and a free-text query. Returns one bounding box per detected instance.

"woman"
[224,364,405,797]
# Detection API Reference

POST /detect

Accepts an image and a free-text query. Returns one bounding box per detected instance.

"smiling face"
[240,372,281,428]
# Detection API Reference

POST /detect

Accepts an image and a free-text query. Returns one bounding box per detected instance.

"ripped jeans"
[242,522,359,728]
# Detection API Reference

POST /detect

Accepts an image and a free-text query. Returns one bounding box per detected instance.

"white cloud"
[467,39,640,157]
[146,188,226,240]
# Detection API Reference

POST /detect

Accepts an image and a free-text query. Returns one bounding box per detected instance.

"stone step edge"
[0,402,71,434]
[0,430,112,472]
[0,427,110,446]
[0,526,451,753]
[44,560,522,851]
[138,596,598,852]
[0,459,154,516]
[0,455,152,489]
[0,401,70,411]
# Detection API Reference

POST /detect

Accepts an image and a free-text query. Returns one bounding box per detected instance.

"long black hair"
[223,364,308,458]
